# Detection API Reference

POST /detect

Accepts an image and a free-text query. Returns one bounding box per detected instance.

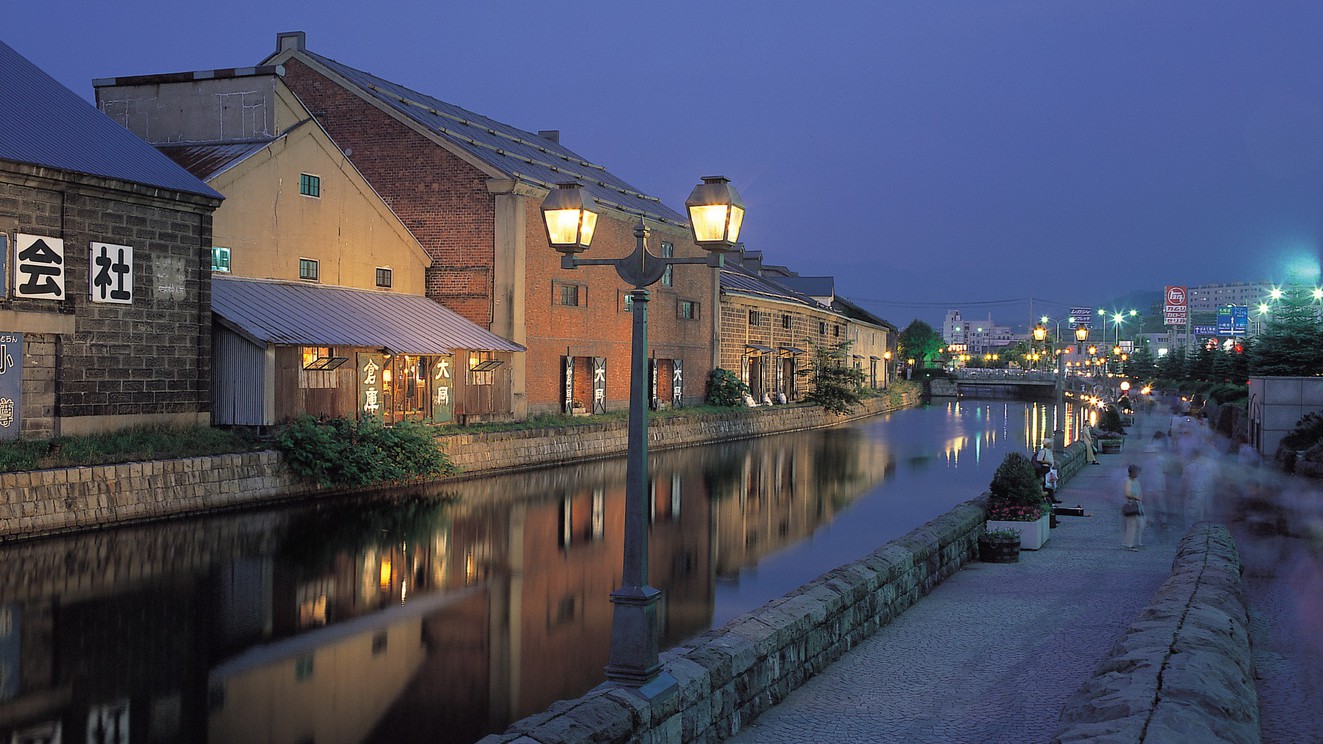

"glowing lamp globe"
[541,183,599,254]
[685,176,745,251]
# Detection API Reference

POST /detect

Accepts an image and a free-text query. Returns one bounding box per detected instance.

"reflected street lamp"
[541,176,744,697]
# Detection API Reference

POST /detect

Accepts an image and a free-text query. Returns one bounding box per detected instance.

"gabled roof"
[266,38,684,226]
[159,139,276,181]
[832,295,895,331]
[0,40,222,200]
[212,276,524,355]
[720,265,831,313]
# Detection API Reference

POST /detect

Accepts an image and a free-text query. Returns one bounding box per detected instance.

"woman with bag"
[1122,464,1145,551]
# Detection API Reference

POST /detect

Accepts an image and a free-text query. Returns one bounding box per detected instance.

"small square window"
[299,173,321,198]
[211,246,231,273]
[555,281,582,307]
[299,258,319,281]
[679,300,698,320]
[376,267,392,288]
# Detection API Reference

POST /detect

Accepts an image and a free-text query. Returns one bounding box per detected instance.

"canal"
[0,399,1087,744]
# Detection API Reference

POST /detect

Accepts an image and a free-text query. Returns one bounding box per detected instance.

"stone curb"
[1052,523,1259,744]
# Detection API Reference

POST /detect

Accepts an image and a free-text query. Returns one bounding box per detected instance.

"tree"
[897,320,945,368]
[1250,284,1323,376]
[802,342,867,414]
[1128,345,1157,381]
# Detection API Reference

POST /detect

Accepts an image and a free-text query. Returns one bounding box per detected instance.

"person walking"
[1122,464,1145,551]
[1033,438,1059,503]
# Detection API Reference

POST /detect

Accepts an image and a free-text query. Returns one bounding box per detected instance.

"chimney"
[538,130,560,144]
[277,31,307,54]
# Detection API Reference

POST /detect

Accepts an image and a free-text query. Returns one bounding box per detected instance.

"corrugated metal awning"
[745,343,774,354]
[212,276,524,355]
[780,346,806,355]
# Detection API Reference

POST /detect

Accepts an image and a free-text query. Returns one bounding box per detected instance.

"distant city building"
[1187,281,1272,313]
[942,310,1012,353]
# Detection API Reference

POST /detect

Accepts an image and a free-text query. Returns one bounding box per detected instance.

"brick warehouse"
[0,40,222,440]
[263,32,716,417]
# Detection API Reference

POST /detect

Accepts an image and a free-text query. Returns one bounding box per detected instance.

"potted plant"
[1097,405,1126,453]
[985,451,1052,550]
[978,525,1022,563]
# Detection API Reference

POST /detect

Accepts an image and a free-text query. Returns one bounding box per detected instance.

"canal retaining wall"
[479,496,990,744]
[0,391,919,539]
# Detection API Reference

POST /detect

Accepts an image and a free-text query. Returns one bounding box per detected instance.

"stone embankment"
[0,392,918,539]
[1053,523,1258,744]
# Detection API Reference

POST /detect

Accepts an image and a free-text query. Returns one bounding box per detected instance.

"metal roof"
[0,40,222,200]
[720,267,829,311]
[160,140,275,181]
[212,276,524,355]
[296,49,686,226]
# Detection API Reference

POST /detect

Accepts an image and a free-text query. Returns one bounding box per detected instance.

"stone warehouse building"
[0,40,222,439]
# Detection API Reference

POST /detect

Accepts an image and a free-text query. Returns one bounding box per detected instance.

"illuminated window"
[298,258,319,281]
[211,246,231,273]
[301,346,347,371]
[469,352,503,385]
[299,173,321,197]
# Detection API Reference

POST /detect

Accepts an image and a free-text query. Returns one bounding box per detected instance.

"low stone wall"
[0,453,321,539]
[479,496,988,743]
[1053,523,1258,744]
[1,392,919,539]
[439,393,917,476]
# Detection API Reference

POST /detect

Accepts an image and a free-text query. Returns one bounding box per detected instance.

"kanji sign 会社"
[14,234,64,300]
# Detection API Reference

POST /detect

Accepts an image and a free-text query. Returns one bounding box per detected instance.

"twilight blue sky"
[6,1,1323,329]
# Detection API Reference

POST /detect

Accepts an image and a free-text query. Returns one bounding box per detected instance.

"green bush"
[987,451,1047,521]
[705,368,749,407]
[1098,405,1125,434]
[1281,412,1323,451]
[276,415,456,487]
[803,342,867,415]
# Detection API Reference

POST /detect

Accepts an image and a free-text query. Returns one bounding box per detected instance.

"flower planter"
[987,514,1051,550]
[1099,438,1124,454]
[979,535,1020,563]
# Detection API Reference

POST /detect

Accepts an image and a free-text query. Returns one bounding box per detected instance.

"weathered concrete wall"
[480,497,988,744]
[1053,523,1258,744]
[1,391,919,539]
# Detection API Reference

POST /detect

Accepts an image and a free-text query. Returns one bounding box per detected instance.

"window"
[469,351,503,385]
[555,281,582,307]
[782,314,792,330]
[834,324,841,337]
[679,300,698,319]
[301,346,347,371]
[376,267,392,288]
[622,291,634,313]
[298,258,319,281]
[819,321,827,334]
[660,242,674,287]
[211,246,231,273]
[299,173,321,198]
[749,310,761,326]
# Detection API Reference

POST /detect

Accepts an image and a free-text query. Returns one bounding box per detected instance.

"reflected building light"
[671,474,682,517]
[401,579,407,605]
[379,558,392,589]
[592,488,605,540]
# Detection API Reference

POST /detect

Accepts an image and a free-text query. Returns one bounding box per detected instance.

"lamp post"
[883,350,893,388]
[541,176,744,696]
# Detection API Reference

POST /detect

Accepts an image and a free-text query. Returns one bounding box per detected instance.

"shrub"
[1098,405,1125,434]
[705,368,749,407]
[987,451,1047,521]
[1281,412,1323,451]
[276,415,456,487]
[0,425,258,473]
[802,342,867,415]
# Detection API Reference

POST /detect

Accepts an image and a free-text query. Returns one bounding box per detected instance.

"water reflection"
[0,401,1071,743]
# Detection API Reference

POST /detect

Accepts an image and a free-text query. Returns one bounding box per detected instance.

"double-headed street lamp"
[541,176,744,697]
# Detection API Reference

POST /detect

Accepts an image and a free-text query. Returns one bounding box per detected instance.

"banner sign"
[0,333,22,440]
[1069,307,1093,326]
[1164,285,1188,326]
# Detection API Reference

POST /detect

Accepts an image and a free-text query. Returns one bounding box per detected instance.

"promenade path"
[729,412,1323,744]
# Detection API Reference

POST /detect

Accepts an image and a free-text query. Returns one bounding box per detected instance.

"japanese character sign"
[592,357,606,414]
[432,354,454,423]
[14,234,63,300]
[0,333,21,440]
[89,242,133,304]
[672,361,684,408]
[358,353,384,420]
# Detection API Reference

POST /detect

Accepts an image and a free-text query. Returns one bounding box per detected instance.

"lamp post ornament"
[541,176,744,698]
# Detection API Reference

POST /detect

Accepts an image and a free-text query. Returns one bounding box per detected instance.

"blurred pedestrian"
[1122,464,1145,551]
[1080,425,1099,465]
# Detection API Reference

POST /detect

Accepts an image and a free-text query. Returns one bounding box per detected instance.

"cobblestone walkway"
[729,412,1320,743]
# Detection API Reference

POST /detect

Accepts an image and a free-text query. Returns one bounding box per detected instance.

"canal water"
[0,399,1088,744]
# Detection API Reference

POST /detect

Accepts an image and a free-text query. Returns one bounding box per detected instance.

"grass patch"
[0,424,262,473]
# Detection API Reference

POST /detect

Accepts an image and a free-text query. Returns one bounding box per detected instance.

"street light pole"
[541,177,744,697]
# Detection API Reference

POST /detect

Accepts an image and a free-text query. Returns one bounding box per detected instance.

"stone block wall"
[0,452,315,538]
[479,497,988,743]
[1053,524,1258,744]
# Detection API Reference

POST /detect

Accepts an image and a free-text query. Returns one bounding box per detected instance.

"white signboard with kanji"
[89,242,134,304]
[13,234,64,300]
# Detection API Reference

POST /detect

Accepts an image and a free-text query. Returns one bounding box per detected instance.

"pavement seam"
[1138,525,1214,743]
